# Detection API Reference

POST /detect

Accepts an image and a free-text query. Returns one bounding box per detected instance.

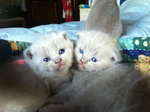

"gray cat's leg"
[39,104,65,112]
[119,76,150,112]
[39,100,79,112]
[46,85,79,104]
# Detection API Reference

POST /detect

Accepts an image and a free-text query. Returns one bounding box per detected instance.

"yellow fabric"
[135,55,150,75]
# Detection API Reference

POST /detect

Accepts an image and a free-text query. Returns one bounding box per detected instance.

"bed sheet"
[31,21,84,40]
[0,0,150,42]
[0,21,84,43]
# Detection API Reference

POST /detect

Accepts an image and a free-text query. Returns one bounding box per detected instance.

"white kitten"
[75,30,122,72]
[24,31,73,78]
[24,31,74,93]
[84,0,122,38]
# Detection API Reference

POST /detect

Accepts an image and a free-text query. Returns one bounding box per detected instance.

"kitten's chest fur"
[72,70,100,91]
[46,73,73,95]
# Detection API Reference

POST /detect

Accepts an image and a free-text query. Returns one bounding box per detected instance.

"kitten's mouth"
[78,63,85,70]
[56,63,65,71]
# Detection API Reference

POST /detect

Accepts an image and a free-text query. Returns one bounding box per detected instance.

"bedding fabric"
[30,21,84,40]
[0,28,42,43]
[0,0,150,42]
[120,0,150,37]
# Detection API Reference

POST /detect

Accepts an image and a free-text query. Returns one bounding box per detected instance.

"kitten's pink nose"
[55,58,62,64]
[80,58,88,64]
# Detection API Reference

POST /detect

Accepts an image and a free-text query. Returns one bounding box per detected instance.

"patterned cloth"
[117,37,150,75]
[8,41,31,55]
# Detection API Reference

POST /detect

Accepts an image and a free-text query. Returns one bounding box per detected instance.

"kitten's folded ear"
[75,31,88,40]
[23,48,33,60]
[59,31,67,40]
[62,32,67,40]
[111,48,122,62]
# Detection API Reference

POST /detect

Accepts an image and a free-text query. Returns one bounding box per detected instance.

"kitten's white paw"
[39,104,63,112]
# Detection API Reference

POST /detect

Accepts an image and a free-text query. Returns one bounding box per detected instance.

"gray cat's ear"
[111,49,122,62]
[24,48,33,60]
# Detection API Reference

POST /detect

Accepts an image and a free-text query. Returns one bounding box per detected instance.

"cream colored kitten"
[24,31,74,93]
[0,31,74,112]
[84,0,122,38]
[75,30,122,72]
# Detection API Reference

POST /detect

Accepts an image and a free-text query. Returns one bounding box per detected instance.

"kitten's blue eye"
[43,57,51,62]
[79,49,84,54]
[91,57,98,62]
[59,49,65,55]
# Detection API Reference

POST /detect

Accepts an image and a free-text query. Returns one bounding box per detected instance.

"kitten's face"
[75,31,122,72]
[24,32,73,77]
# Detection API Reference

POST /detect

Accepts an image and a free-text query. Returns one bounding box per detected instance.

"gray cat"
[0,60,48,112]
[39,63,150,112]
[84,0,122,38]
[39,31,150,112]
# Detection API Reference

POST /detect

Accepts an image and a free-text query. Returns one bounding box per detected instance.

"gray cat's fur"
[119,76,150,112]
[39,30,150,112]
[39,63,150,112]
[84,0,122,38]
[0,61,48,112]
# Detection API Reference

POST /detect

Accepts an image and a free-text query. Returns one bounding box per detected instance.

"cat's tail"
[0,39,11,64]
[119,76,150,112]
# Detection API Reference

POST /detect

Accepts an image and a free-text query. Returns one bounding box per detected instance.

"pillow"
[120,0,150,37]
[0,28,42,43]
[31,21,84,40]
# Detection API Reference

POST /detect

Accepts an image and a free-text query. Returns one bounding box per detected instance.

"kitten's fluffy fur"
[84,0,122,38]
[75,30,122,72]
[24,31,74,93]
[39,31,123,111]
[24,31,73,78]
